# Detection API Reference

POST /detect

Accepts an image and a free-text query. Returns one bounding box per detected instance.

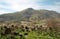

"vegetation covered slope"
[0,8,60,22]
[0,8,60,39]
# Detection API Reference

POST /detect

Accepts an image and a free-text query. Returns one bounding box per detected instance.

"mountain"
[0,8,60,22]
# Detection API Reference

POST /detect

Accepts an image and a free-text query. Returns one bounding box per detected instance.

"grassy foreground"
[0,25,60,39]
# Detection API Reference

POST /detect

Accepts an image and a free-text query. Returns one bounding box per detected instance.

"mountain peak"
[27,8,34,10]
[21,8,34,13]
[25,8,34,11]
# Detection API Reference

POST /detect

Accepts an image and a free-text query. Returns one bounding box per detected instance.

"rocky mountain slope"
[0,8,60,22]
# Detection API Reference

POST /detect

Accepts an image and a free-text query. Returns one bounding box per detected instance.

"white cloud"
[0,0,60,14]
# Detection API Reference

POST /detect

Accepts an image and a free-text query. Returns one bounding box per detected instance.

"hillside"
[0,8,60,22]
[0,8,60,39]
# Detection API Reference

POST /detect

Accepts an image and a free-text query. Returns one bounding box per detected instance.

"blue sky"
[0,0,60,14]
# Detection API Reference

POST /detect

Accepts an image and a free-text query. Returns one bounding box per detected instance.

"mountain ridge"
[0,8,60,22]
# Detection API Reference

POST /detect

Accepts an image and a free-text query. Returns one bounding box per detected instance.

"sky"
[0,0,60,14]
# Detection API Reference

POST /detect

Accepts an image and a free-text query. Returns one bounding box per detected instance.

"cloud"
[0,0,60,14]
[0,0,37,14]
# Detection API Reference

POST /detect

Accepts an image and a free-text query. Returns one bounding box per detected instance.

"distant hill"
[0,8,60,22]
